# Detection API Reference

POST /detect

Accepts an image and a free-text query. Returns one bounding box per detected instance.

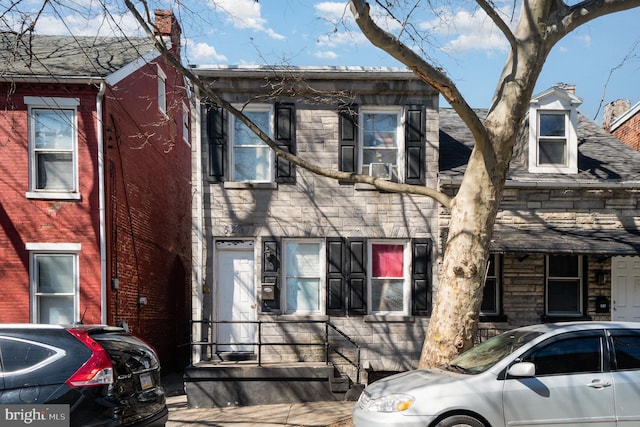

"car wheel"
[435,414,485,427]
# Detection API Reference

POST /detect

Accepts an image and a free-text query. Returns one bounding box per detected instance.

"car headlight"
[359,391,415,412]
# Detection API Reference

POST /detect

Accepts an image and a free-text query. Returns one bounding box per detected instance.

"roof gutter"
[0,76,103,84]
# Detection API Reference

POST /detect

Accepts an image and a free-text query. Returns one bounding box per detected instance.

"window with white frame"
[527,87,580,174]
[368,241,409,314]
[158,65,167,116]
[27,243,80,324]
[284,240,324,314]
[25,97,79,198]
[546,254,583,316]
[537,112,568,166]
[360,107,403,181]
[230,105,274,182]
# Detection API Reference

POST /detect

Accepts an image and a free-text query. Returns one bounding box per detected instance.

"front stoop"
[184,362,362,408]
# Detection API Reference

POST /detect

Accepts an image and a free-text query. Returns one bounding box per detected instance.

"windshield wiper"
[443,364,471,374]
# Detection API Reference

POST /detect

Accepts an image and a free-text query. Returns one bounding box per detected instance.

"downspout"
[192,85,204,364]
[97,81,108,324]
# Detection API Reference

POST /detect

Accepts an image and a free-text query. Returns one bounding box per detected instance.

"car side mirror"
[508,362,536,378]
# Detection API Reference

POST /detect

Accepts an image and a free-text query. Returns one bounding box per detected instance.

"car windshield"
[442,330,543,374]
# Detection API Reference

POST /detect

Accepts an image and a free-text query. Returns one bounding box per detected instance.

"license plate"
[139,372,154,390]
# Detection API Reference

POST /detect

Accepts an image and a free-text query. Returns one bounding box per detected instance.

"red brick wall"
[104,56,191,369]
[612,112,640,152]
[0,84,103,324]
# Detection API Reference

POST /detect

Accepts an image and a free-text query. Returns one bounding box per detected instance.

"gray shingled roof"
[439,108,640,183]
[439,108,640,254]
[0,32,155,79]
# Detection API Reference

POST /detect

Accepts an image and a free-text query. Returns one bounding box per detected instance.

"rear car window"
[0,337,63,373]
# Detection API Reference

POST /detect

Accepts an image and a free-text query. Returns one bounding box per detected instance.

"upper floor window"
[339,104,425,185]
[206,102,296,185]
[537,112,568,166]
[546,254,584,317]
[158,65,167,116]
[360,107,403,180]
[26,242,80,324]
[528,86,581,174]
[25,96,79,200]
[182,102,190,145]
[230,105,274,182]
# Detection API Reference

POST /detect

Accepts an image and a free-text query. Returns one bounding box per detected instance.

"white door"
[216,246,256,352]
[612,256,640,322]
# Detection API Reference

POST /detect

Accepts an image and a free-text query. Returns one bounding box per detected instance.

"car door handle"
[587,380,612,389]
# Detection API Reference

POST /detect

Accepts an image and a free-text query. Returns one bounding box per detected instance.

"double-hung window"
[284,240,324,314]
[537,112,568,166]
[546,254,584,317]
[230,105,274,182]
[368,241,409,314]
[25,97,79,199]
[527,87,580,174]
[27,243,80,324]
[360,107,403,181]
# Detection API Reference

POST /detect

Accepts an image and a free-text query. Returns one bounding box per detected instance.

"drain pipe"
[96,81,108,324]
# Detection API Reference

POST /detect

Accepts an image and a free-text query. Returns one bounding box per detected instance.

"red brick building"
[604,99,640,151]
[0,10,191,368]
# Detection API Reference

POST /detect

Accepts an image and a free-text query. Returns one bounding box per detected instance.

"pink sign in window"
[372,244,403,278]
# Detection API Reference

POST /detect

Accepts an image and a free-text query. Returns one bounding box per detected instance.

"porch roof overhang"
[489,226,640,255]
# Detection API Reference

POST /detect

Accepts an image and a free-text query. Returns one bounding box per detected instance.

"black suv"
[0,324,168,426]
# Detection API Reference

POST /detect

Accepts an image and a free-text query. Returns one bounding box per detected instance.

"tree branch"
[348,0,489,155]
[124,0,453,209]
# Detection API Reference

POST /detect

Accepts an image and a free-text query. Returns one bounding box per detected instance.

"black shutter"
[206,104,226,182]
[405,105,425,185]
[411,238,432,316]
[326,237,346,315]
[347,238,367,315]
[262,238,281,312]
[275,103,296,184]
[338,106,358,182]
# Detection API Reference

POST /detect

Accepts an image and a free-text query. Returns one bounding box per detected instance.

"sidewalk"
[163,373,355,427]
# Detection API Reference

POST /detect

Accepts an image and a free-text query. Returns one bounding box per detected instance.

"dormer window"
[538,111,568,166]
[528,86,581,174]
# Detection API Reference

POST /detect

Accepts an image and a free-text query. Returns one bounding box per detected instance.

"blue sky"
[6,0,640,121]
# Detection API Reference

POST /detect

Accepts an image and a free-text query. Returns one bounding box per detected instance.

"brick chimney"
[602,99,631,131]
[154,10,181,57]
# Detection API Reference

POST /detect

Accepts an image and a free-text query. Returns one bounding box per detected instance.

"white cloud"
[187,41,228,63]
[316,31,368,49]
[314,2,351,22]
[575,34,592,48]
[211,0,284,40]
[314,50,338,59]
[420,7,511,55]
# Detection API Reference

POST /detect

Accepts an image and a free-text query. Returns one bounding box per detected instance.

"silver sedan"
[353,321,640,427]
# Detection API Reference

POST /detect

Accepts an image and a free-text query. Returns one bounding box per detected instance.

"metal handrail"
[190,319,361,383]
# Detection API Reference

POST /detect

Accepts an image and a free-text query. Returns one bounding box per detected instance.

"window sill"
[223,182,277,190]
[354,182,398,191]
[271,314,328,321]
[26,191,81,201]
[364,314,414,323]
